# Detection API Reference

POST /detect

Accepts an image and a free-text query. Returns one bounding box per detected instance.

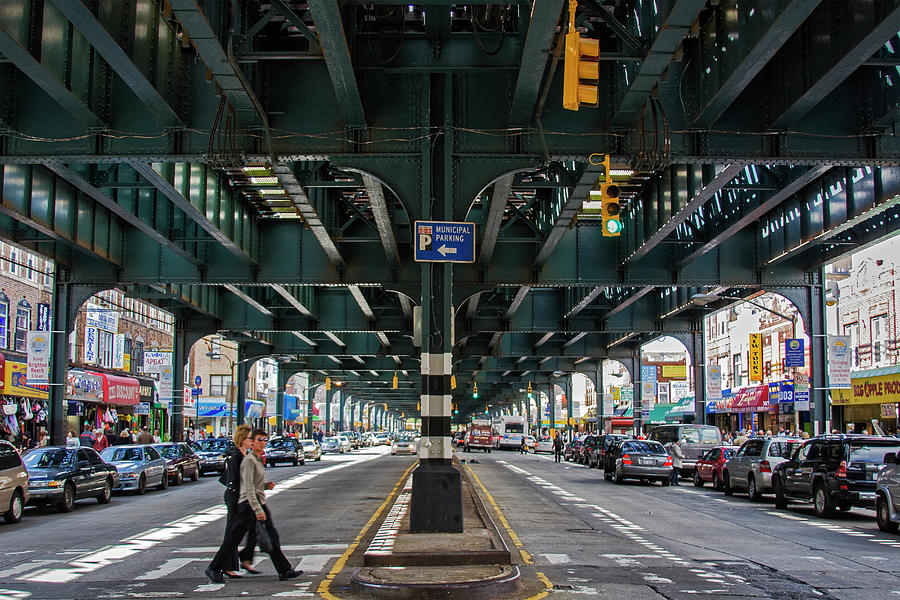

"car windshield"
[624,441,666,454]
[268,440,295,449]
[153,445,179,458]
[24,449,73,468]
[767,441,801,458]
[324,437,339,443]
[850,442,900,462]
[195,439,229,452]
[102,447,144,462]
[300,440,316,447]
[395,436,416,443]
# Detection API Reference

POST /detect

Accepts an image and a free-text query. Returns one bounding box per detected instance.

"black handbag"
[256,520,274,554]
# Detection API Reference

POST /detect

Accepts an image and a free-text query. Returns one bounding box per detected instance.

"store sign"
[183,387,197,417]
[143,351,171,373]
[266,393,278,418]
[749,333,763,382]
[832,371,900,405]
[827,335,852,389]
[641,365,657,381]
[37,303,51,331]
[158,366,174,400]
[26,331,50,385]
[84,326,99,364]
[123,353,131,372]
[67,370,104,403]
[784,339,805,368]
[661,365,686,380]
[102,374,139,405]
[706,364,722,400]
[794,373,810,411]
[85,305,119,332]
[641,381,656,419]
[113,334,126,370]
[602,392,614,416]
[134,402,151,416]
[5,361,48,399]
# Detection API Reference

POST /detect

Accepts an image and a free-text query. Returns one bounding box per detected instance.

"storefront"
[1,355,50,446]
[831,366,900,435]
[66,370,139,435]
[135,377,163,438]
[730,385,777,432]
[66,370,105,434]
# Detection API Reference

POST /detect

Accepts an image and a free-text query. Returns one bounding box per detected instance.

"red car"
[693,446,739,490]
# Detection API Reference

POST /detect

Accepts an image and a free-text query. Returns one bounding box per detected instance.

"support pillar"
[350,401,357,431]
[548,385,556,435]
[275,369,287,435]
[410,72,462,534]
[630,352,643,436]
[338,392,346,432]
[564,377,573,438]
[171,327,209,442]
[325,389,335,434]
[306,384,315,438]
[236,358,250,427]
[672,328,707,425]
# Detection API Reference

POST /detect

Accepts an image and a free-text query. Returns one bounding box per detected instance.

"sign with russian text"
[135,402,151,416]
[67,370,104,403]
[143,351,171,373]
[26,331,50,384]
[641,365,657,381]
[827,335,851,389]
[183,387,197,417]
[37,303,50,331]
[784,338,805,368]
[661,365,686,380]
[706,364,722,400]
[413,221,475,263]
[749,333,763,382]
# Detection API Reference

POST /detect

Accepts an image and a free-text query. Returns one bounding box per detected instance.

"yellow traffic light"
[563,30,600,110]
[600,182,622,237]
[325,377,331,391]
[392,371,398,389]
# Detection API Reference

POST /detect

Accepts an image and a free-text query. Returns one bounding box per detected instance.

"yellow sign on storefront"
[662,365,687,380]
[832,371,900,405]
[4,361,49,399]
[749,334,763,382]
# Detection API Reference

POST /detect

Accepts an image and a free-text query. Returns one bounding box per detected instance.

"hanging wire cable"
[471,5,506,56]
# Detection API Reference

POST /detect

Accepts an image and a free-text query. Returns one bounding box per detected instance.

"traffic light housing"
[473,382,479,399]
[563,30,600,111]
[600,182,622,237]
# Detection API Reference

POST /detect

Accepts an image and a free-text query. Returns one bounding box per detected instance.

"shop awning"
[610,417,633,428]
[92,372,140,405]
[245,399,265,419]
[731,385,771,413]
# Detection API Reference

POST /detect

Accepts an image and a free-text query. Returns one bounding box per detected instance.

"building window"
[0,293,8,350]
[844,322,860,368]
[14,300,31,353]
[733,353,742,388]
[8,247,18,277]
[98,330,114,368]
[133,338,144,374]
[209,375,232,397]
[210,337,221,357]
[871,314,890,365]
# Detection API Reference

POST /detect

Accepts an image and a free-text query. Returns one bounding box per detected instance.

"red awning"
[91,372,140,406]
[609,417,633,427]
[731,385,770,413]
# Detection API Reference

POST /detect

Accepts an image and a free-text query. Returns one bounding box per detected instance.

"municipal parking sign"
[413,221,475,263]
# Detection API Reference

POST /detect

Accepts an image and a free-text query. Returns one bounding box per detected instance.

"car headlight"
[121,473,138,479]
[408,444,416,449]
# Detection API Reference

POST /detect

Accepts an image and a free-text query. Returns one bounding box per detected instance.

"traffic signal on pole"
[473,382,479,399]
[563,30,600,110]
[325,377,331,391]
[527,381,533,400]
[600,182,622,237]
[392,371,398,389]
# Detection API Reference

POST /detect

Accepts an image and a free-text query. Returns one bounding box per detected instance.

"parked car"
[360,432,376,447]
[592,434,632,471]
[648,424,722,474]
[191,438,236,475]
[23,446,118,512]
[772,435,900,517]
[533,436,554,454]
[693,446,739,490]
[374,433,391,446]
[0,440,29,523]
[607,440,673,485]
[876,450,900,533]
[602,438,631,477]
[338,432,358,450]
[265,437,305,467]
[391,435,419,456]
[723,437,802,500]
[100,445,168,494]
[580,435,603,467]
[152,443,201,485]
[321,436,345,454]
[299,439,322,461]
[563,438,582,462]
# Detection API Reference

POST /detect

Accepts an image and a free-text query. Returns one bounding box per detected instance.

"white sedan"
[533,436,554,454]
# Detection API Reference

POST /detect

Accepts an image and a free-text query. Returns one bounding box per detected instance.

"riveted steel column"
[809,272,829,435]
[564,377,573,438]
[631,353,643,437]
[338,392,346,432]
[276,369,287,435]
[548,384,556,435]
[236,360,249,427]
[307,385,315,438]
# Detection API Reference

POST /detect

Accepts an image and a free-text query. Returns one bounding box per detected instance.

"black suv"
[772,435,900,517]
[579,435,602,467]
[594,434,631,472]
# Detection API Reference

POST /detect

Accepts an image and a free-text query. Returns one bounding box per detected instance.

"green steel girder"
[507,0,564,126]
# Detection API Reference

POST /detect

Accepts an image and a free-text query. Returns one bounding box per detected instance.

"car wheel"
[723,472,733,496]
[813,482,834,518]
[136,474,147,495]
[293,458,299,466]
[97,479,112,504]
[876,496,899,533]
[316,455,322,461]
[748,476,762,502]
[713,472,723,491]
[693,471,704,487]
[4,490,23,524]
[156,472,168,491]
[174,468,184,486]
[58,483,75,513]
[773,476,788,509]
[661,478,671,487]
[614,467,624,484]
[604,470,612,481]
[190,466,199,482]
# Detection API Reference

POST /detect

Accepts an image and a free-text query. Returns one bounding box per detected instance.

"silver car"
[724,437,802,501]
[876,451,900,533]
[299,439,322,461]
[101,445,168,494]
[0,440,28,524]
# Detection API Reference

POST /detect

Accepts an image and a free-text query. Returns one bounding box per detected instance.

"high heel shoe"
[240,562,263,574]
[223,570,243,579]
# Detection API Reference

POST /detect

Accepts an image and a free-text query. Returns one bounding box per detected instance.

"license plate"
[639,458,652,465]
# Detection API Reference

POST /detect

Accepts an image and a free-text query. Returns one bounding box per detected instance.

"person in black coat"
[217,425,257,577]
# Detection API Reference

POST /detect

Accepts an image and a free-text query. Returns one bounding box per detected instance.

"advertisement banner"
[641,381,656,419]
[67,370,104,403]
[158,366,174,400]
[143,351,172,373]
[641,365,657,382]
[266,393,277,418]
[661,365,687,380]
[84,326,99,364]
[749,333,763,382]
[99,373,139,405]
[602,392,614,416]
[113,334,126,370]
[784,339,805,368]
[183,387,197,417]
[5,361,49,399]
[827,335,852,389]
[123,353,131,372]
[831,370,900,405]
[37,303,51,331]
[26,331,50,385]
[134,402,151,416]
[706,364,722,400]
[85,305,119,332]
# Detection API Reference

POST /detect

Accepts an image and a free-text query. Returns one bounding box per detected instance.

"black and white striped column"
[419,352,452,464]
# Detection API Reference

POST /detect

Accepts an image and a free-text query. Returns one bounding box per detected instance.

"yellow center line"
[318,460,418,600]
[465,465,534,566]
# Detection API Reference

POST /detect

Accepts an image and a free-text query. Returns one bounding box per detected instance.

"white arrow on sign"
[437,245,457,256]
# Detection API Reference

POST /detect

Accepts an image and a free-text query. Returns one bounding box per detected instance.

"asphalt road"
[465,449,900,600]
[0,445,413,600]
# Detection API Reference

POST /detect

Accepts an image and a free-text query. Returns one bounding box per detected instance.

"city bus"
[494,415,527,449]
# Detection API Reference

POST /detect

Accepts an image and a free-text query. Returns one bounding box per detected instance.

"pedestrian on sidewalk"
[137,426,154,444]
[553,432,563,463]
[520,436,527,454]
[206,429,302,584]
[665,438,684,486]
[216,424,257,579]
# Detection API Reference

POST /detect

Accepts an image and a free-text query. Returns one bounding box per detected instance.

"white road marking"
[297,554,340,573]
[0,562,56,579]
[540,554,571,564]
[135,558,203,580]
[0,589,31,600]
[173,544,346,554]
[18,451,385,584]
